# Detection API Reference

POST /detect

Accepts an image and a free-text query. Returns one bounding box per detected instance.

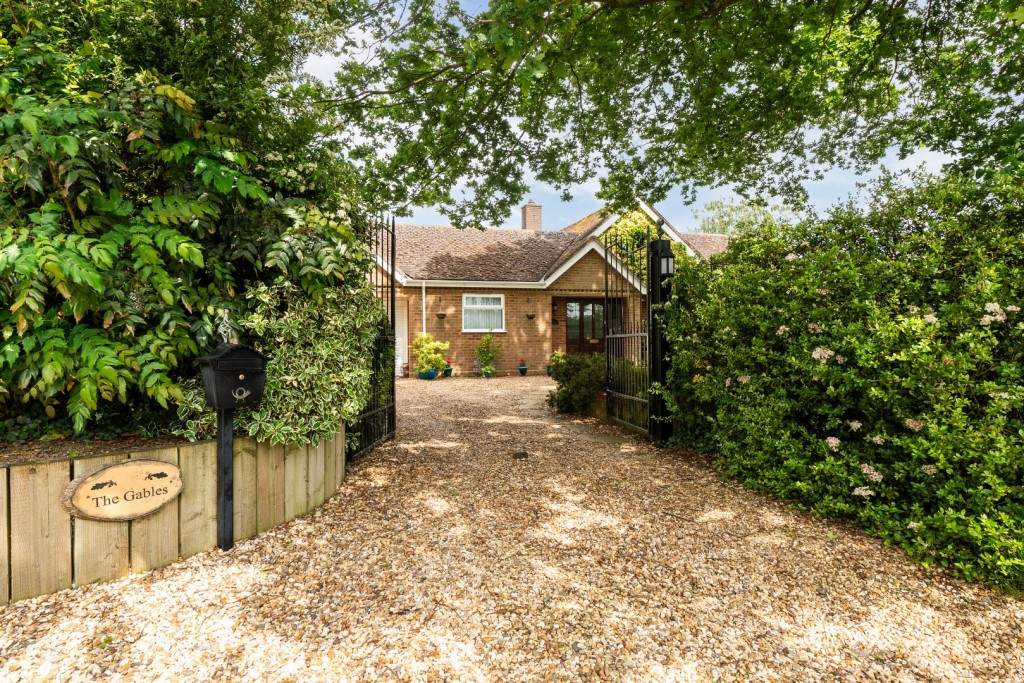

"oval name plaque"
[61,459,184,522]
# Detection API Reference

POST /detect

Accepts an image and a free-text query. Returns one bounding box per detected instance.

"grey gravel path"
[1,376,1021,682]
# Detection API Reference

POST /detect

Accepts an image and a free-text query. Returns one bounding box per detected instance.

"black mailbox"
[198,343,270,410]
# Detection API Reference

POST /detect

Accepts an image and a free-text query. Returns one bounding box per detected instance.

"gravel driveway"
[1,376,1022,682]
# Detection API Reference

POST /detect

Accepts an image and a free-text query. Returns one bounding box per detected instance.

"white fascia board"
[637,198,687,243]
[542,240,646,295]
[374,254,410,285]
[402,279,546,289]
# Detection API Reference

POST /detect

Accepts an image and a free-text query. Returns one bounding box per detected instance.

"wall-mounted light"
[661,253,675,276]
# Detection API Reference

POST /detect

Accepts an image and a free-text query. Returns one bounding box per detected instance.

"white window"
[462,294,505,332]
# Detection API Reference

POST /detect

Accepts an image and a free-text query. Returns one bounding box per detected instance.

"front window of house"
[462,294,505,332]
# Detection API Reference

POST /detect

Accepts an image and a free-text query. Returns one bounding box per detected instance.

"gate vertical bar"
[347,214,397,461]
[648,238,673,444]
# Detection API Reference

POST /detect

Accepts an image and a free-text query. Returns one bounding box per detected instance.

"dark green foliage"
[546,352,605,414]
[0,5,372,434]
[330,1,1024,225]
[662,169,1024,589]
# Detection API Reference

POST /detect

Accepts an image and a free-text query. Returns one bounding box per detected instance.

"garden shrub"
[662,169,1024,589]
[175,280,380,445]
[411,333,449,375]
[475,333,503,375]
[547,352,605,414]
[0,10,372,435]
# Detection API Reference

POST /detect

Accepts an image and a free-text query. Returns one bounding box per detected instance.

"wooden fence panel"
[10,461,72,601]
[256,442,285,533]
[0,468,8,605]
[284,443,308,520]
[130,447,179,572]
[73,455,130,587]
[325,436,337,502]
[178,442,217,559]
[234,437,258,542]
[308,440,326,509]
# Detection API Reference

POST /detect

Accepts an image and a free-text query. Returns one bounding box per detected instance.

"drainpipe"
[421,281,427,336]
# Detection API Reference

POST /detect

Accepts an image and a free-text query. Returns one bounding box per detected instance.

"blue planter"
[443,367,453,377]
[518,366,528,376]
[416,369,438,380]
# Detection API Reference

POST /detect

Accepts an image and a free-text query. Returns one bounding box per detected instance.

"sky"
[304,53,953,234]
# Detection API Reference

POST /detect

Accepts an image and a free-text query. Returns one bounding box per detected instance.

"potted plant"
[443,359,453,377]
[518,358,528,376]
[412,333,450,380]
[475,333,503,379]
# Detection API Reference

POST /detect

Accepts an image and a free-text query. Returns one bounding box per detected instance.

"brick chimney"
[521,199,542,232]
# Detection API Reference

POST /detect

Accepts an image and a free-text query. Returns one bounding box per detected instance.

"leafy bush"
[176,280,380,445]
[0,13,370,433]
[547,352,605,414]
[475,333,503,375]
[662,169,1024,589]
[411,333,450,375]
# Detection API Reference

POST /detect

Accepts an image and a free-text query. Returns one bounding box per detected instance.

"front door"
[566,300,606,354]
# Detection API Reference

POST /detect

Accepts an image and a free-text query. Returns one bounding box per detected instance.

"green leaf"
[20,113,38,136]
[58,135,80,158]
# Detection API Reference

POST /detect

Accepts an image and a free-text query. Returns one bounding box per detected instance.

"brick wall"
[403,288,553,376]
[398,250,643,376]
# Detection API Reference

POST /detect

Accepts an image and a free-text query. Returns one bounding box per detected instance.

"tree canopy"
[692,198,796,236]
[328,0,1024,225]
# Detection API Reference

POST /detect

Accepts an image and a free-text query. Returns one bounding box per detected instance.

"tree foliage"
[0,4,371,432]
[691,198,796,236]
[329,0,1024,225]
[662,167,1024,589]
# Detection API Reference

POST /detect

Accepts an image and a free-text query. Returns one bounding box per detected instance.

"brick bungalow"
[385,200,728,376]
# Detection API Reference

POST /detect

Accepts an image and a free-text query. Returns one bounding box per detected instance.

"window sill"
[462,329,507,334]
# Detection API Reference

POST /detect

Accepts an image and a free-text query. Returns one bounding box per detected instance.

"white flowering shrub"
[662,169,1024,589]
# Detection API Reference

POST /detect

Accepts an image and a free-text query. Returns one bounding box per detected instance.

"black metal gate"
[346,216,397,461]
[603,222,651,434]
[603,219,674,442]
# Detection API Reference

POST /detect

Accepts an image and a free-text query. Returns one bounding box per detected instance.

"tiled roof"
[678,232,731,259]
[392,211,730,282]
[394,224,584,282]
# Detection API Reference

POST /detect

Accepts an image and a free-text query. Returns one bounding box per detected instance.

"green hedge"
[547,351,605,414]
[175,280,380,446]
[662,170,1024,589]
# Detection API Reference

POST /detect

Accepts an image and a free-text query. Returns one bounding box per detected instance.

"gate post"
[647,239,674,444]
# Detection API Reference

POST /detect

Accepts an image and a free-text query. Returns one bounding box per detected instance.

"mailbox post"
[198,343,270,550]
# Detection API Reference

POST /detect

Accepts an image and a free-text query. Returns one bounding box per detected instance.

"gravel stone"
[0,376,1021,682]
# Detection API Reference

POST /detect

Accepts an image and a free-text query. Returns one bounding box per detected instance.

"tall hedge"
[662,170,1024,589]
[0,11,369,434]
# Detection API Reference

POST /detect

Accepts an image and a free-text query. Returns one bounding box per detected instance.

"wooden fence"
[0,430,345,605]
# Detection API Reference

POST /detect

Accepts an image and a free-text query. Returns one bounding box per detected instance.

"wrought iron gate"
[603,222,651,434]
[603,219,674,442]
[346,216,397,461]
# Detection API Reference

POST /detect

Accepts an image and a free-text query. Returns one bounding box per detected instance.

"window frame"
[461,293,506,333]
